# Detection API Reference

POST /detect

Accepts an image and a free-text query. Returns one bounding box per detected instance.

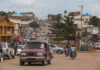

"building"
[8,12,35,37]
[0,17,15,42]
[37,20,49,41]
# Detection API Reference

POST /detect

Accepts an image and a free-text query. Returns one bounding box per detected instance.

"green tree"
[63,15,78,40]
[50,21,65,42]
[50,13,78,43]
[29,21,39,32]
[89,16,100,27]
[0,11,8,16]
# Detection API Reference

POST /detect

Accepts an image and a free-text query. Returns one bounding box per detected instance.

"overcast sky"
[0,0,100,19]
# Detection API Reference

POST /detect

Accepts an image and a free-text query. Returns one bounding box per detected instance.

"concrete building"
[0,17,15,42]
[8,12,35,37]
[37,20,49,41]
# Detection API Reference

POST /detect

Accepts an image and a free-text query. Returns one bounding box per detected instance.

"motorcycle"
[70,51,77,60]
[65,48,69,56]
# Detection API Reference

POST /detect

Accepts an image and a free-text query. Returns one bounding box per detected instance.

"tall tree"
[50,13,78,43]
[63,15,78,40]
[89,16,100,27]
[0,11,8,16]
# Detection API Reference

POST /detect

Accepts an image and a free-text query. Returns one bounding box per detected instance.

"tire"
[72,57,75,60]
[42,60,47,66]
[48,60,51,64]
[48,55,52,64]
[56,50,63,54]
[65,53,69,57]
[28,62,31,65]
[12,55,15,59]
[8,53,11,59]
[20,61,25,66]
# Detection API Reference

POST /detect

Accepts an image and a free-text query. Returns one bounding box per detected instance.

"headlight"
[37,53,43,56]
[21,53,26,56]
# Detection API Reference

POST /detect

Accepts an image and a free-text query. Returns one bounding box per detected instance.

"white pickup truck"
[0,42,15,59]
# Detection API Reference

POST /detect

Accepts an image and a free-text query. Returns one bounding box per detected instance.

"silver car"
[50,44,64,54]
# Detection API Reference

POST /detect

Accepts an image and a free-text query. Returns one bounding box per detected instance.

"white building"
[37,20,49,41]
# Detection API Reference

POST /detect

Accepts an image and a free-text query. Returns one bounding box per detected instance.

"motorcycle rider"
[70,44,77,57]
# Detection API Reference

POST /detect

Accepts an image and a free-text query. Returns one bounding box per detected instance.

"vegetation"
[50,12,78,43]
[29,21,39,32]
[0,11,8,16]
[89,16,100,27]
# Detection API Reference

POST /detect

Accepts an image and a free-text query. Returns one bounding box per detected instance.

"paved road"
[0,53,100,70]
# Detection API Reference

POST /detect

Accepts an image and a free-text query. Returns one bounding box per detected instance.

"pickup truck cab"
[19,40,52,66]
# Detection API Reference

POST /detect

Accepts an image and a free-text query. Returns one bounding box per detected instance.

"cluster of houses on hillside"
[0,11,99,43]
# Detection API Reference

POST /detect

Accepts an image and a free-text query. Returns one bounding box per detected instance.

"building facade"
[0,18,15,42]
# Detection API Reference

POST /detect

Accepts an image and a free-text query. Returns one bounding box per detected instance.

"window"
[12,27,14,34]
[26,42,45,49]
[7,27,11,34]
[0,26,2,34]
[4,27,7,34]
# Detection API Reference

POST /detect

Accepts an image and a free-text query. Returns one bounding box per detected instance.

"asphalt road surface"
[0,53,100,70]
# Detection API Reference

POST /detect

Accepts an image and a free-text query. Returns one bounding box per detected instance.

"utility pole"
[79,5,83,29]
[78,5,83,46]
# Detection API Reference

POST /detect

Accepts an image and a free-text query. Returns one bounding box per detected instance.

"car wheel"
[56,50,63,54]
[12,55,15,59]
[8,53,11,59]
[48,55,52,64]
[42,60,47,66]
[28,62,32,65]
[48,60,51,64]
[20,61,25,66]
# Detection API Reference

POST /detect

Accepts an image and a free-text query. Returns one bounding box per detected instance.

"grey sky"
[0,0,100,19]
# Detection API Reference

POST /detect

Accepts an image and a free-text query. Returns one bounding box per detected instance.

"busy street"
[0,53,100,70]
[0,0,100,70]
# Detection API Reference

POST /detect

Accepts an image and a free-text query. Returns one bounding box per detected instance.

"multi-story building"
[0,17,15,42]
[37,20,49,41]
[8,12,35,38]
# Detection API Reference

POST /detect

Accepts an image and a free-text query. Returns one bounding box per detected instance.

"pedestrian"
[0,44,2,53]
[14,40,18,55]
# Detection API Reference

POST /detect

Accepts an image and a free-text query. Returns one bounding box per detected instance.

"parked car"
[0,44,4,62]
[19,40,52,66]
[0,42,15,59]
[17,45,25,55]
[52,44,64,54]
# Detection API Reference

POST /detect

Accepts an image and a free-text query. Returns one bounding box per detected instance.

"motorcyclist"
[70,44,76,55]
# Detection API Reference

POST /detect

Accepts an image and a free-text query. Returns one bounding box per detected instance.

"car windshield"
[17,45,25,49]
[26,42,45,49]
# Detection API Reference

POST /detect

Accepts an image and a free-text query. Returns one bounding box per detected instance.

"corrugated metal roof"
[83,13,92,16]
[12,14,23,16]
